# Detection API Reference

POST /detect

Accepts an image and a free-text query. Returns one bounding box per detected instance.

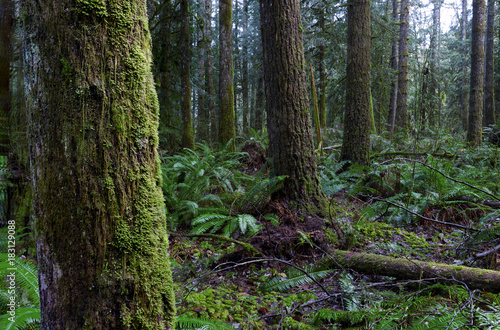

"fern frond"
[260,265,333,293]
[0,308,40,330]
[176,316,234,330]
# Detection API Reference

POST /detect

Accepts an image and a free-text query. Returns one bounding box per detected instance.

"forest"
[1,0,500,329]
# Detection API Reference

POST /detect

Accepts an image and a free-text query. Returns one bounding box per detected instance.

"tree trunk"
[318,5,327,129]
[483,0,495,126]
[467,0,486,146]
[181,0,195,150]
[21,1,176,328]
[219,0,236,150]
[260,0,326,214]
[395,0,410,131]
[241,0,249,134]
[428,0,441,129]
[197,11,208,143]
[325,250,500,293]
[387,0,399,134]
[254,71,264,132]
[341,0,371,166]
[205,0,217,145]
[0,0,13,155]
[461,0,468,131]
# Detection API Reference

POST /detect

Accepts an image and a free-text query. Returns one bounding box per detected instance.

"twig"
[372,197,478,231]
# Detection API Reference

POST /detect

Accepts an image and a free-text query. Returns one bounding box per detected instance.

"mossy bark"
[205,0,217,145]
[260,0,327,214]
[0,0,13,155]
[395,0,410,131]
[219,0,235,151]
[387,0,399,134]
[241,0,249,133]
[324,250,500,293]
[197,13,208,143]
[341,0,371,166]
[181,0,195,150]
[21,1,176,328]
[468,0,485,146]
[318,9,327,129]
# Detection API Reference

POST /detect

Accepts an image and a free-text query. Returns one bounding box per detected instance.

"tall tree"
[461,0,468,131]
[483,0,495,126]
[318,1,327,128]
[387,0,399,133]
[260,0,326,214]
[181,0,195,149]
[241,0,250,133]
[341,0,371,166]
[197,6,209,142]
[0,0,13,155]
[21,1,176,328]
[205,0,217,144]
[468,0,486,146]
[219,0,236,149]
[395,0,410,130]
[428,0,442,128]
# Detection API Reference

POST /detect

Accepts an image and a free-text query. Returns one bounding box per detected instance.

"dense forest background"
[1,0,500,329]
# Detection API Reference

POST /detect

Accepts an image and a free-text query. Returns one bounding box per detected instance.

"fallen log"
[324,250,500,293]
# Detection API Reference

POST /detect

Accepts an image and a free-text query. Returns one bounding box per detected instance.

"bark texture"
[205,0,217,144]
[21,1,176,328]
[483,0,495,126]
[387,0,398,133]
[461,0,468,131]
[341,0,371,166]
[219,0,235,150]
[260,0,326,214]
[325,250,500,293]
[0,0,13,155]
[396,0,410,131]
[468,0,486,146]
[181,0,194,150]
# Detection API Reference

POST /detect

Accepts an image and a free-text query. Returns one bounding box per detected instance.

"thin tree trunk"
[206,0,217,145]
[260,0,326,214]
[318,4,327,129]
[468,0,486,146]
[181,0,195,149]
[219,0,236,150]
[341,0,371,166]
[197,9,208,142]
[483,0,495,126]
[395,0,410,131]
[254,71,264,132]
[462,0,468,131]
[429,0,441,129]
[242,0,249,133]
[21,1,176,327]
[387,0,398,133]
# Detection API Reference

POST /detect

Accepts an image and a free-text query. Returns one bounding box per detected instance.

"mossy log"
[324,250,500,293]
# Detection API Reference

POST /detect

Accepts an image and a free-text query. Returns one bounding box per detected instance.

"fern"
[0,308,41,330]
[176,316,234,330]
[191,213,262,237]
[260,264,333,293]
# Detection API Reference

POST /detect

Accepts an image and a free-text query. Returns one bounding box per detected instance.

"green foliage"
[191,213,262,237]
[317,154,356,196]
[260,264,333,293]
[176,316,234,330]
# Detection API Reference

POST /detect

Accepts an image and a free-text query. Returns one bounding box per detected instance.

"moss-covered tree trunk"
[387,0,399,134]
[181,0,195,150]
[341,0,371,166]
[197,6,208,143]
[483,0,495,126]
[325,250,500,293]
[396,0,410,131]
[21,1,176,328]
[468,0,485,146]
[318,6,327,129]
[254,72,264,132]
[260,0,326,214]
[219,0,235,150]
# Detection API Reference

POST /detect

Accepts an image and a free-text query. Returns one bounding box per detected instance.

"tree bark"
[197,9,209,143]
[181,0,195,150]
[483,0,495,126]
[0,0,13,155]
[241,0,249,133]
[325,250,500,293]
[341,0,371,166]
[219,0,236,150]
[205,0,217,145]
[260,0,327,214]
[467,0,486,146]
[461,0,468,131]
[387,0,399,134]
[395,0,410,131]
[318,3,327,129]
[21,1,176,328]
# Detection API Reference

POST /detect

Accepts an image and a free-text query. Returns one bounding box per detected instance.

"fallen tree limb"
[323,249,500,293]
[371,151,456,160]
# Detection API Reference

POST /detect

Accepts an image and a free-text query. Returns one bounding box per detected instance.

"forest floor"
[170,191,500,329]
